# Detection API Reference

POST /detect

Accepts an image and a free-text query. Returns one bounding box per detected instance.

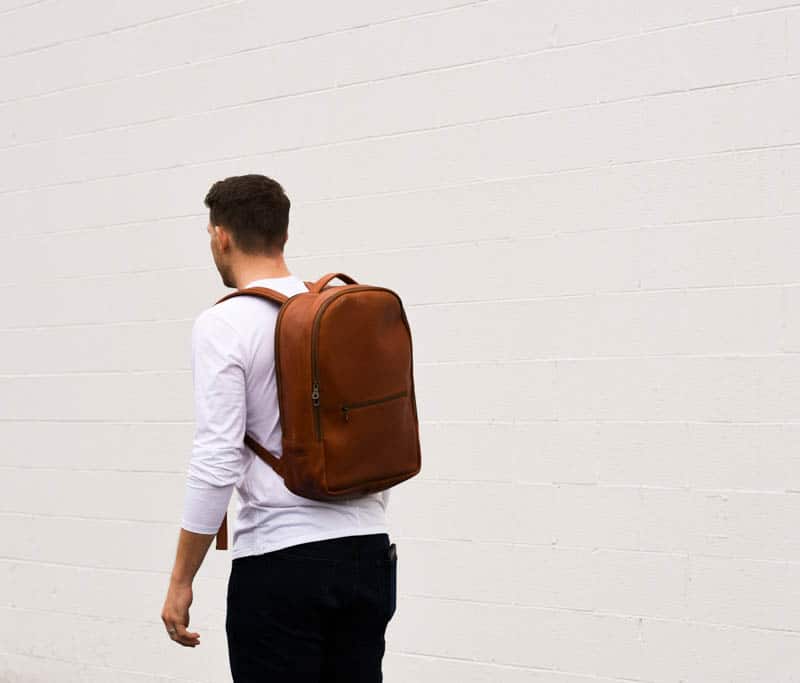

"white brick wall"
[1,1,798,680]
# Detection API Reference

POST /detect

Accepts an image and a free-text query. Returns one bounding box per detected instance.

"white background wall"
[1,1,799,681]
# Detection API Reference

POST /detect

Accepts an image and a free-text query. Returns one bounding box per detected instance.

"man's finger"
[173,623,201,646]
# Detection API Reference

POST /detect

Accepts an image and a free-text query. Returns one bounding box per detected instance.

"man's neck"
[233,262,291,289]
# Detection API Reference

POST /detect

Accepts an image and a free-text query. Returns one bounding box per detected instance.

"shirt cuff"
[180,481,234,535]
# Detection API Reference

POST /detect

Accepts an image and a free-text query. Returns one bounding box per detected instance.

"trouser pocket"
[387,543,397,620]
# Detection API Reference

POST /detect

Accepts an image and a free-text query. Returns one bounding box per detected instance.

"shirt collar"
[243,274,295,289]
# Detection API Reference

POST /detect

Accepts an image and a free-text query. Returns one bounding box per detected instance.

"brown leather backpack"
[211,272,422,549]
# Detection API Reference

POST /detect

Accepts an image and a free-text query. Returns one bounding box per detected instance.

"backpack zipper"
[341,390,408,422]
[273,293,294,435]
[310,285,403,442]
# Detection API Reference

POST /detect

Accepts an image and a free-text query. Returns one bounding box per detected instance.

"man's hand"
[162,527,216,647]
[161,578,200,647]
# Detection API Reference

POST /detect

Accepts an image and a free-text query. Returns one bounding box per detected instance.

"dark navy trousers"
[226,533,397,682]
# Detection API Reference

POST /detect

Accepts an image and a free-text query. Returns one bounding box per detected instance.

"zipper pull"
[311,382,320,407]
[342,405,350,422]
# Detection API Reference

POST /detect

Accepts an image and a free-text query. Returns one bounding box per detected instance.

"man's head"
[203,174,291,288]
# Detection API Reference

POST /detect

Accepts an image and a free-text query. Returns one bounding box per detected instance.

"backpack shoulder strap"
[214,286,291,306]
[209,284,294,551]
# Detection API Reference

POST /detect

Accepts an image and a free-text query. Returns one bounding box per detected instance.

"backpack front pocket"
[341,390,408,422]
[324,388,415,493]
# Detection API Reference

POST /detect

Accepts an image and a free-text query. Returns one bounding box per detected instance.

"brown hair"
[204,174,290,255]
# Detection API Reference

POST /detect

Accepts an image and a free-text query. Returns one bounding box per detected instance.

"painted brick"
[3,1,799,681]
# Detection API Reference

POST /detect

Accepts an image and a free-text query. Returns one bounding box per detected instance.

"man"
[161,174,396,682]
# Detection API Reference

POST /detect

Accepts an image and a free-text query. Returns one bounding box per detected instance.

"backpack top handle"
[308,272,358,293]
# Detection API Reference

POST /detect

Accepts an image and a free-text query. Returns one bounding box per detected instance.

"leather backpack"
[211,272,422,549]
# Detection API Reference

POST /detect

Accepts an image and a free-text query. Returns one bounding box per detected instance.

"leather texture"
[209,272,422,550]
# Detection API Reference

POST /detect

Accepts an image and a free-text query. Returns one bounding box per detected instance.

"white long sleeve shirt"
[181,273,390,559]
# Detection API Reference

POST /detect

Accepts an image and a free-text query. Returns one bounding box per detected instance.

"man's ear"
[213,225,228,249]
